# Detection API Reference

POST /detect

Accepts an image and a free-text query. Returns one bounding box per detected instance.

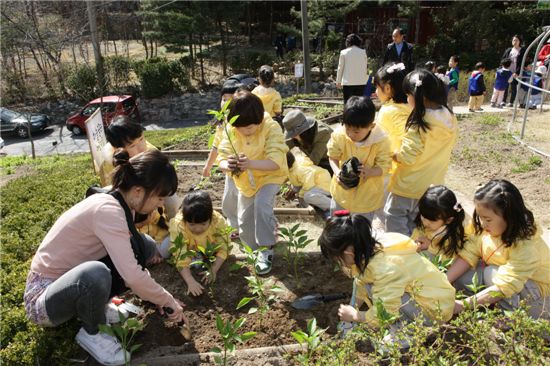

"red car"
[66,95,140,135]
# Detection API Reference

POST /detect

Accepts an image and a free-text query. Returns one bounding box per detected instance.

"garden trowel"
[291,293,347,310]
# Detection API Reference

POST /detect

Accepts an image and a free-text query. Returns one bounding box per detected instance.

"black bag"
[86,186,148,297]
[338,157,361,189]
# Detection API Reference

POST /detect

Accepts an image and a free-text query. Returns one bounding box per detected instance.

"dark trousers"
[343,85,366,104]
[503,79,519,104]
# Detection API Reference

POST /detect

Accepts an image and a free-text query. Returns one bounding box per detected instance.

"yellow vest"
[458,228,550,297]
[288,155,331,197]
[352,232,456,327]
[138,209,169,243]
[388,108,458,199]
[327,125,391,213]
[168,210,230,270]
[376,100,412,174]
[252,86,282,117]
[217,113,289,197]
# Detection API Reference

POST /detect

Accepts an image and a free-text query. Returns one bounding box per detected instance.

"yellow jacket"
[388,108,457,199]
[101,141,158,186]
[138,209,169,243]
[211,124,224,149]
[288,155,331,198]
[168,210,230,270]
[376,100,412,173]
[352,232,456,327]
[327,125,392,213]
[411,221,474,262]
[458,229,550,297]
[217,113,289,197]
[252,86,282,117]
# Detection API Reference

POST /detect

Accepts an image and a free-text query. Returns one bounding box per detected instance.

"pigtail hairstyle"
[374,62,408,103]
[473,179,536,247]
[415,185,466,257]
[111,149,178,210]
[403,69,450,133]
[318,214,381,273]
[182,190,213,224]
[258,65,275,86]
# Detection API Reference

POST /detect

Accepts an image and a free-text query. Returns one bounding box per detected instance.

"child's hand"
[202,165,211,177]
[453,299,465,314]
[283,189,296,200]
[227,155,239,171]
[237,153,250,170]
[200,270,216,285]
[415,236,431,252]
[186,278,204,296]
[338,304,359,322]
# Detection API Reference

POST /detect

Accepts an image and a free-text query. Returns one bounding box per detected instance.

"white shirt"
[336,46,368,86]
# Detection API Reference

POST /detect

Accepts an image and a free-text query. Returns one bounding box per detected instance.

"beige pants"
[468,95,484,110]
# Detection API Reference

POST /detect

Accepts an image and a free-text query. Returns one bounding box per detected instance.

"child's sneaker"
[105,302,129,324]
[490,103,496,108]
[255,248,273,275]
[476,107,484,111]
[75,327,129,366]
[468,109,476,112]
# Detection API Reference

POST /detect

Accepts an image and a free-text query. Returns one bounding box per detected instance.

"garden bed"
[125,253,350,362]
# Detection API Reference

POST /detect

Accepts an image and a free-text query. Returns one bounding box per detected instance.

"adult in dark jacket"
[383,28,414,72]
[502,35,526,106]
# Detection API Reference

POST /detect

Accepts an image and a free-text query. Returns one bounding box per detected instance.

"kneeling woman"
[24,150,187,366]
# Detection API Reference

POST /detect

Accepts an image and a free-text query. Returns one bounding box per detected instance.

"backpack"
[468,73,483,95]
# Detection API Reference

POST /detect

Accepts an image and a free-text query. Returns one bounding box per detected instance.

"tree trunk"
[414,5,420,44]
[199,34,205,85]
[71,43,78,66]
[150,39,154,57]
[217,17,227,76]
[247,2,251,45]
[189,33,195,79]
[142,37,149,59]
[30,47,55,96]
[87,0,106,96]
[113,39,118,56]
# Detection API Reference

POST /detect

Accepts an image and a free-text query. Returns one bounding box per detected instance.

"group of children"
[425,55,547,112]
[101,62,548,338]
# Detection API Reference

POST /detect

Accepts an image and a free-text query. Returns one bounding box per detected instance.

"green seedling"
[207,100,241,176]
[278,224,313,287]
[236,243,283,327]
[291,317,327,365]
[422,253,453,272]
[99,314,145,366]
[210,315,256,366]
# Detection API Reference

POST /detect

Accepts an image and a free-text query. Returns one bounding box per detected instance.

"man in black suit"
[383,27,414,71]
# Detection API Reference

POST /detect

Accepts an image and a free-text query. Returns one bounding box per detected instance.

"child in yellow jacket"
[164,190,230,297]
[217,90,289,275]
[385,69,458,236]
[252,65,282,121]
[411,185,468,262]
[447,180,549,319]
[328,96,392,221]
[319,212,455,331]
[286,151,332,216]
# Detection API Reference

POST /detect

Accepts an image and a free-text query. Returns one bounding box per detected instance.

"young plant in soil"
[278,224,313,288]
[99,314,145,366]
[291,317,327,365]
[422,253,453,273]
[207,100,242,177]
[210,315,256,366]
[235,244,283,328]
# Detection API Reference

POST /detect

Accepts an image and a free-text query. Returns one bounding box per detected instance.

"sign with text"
[85,109,108,185]
[294,63,304,78]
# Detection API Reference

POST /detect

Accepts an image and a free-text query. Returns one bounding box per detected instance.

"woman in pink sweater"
[24,150,187,366]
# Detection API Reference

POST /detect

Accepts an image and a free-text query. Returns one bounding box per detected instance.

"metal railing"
[508,25,550,158]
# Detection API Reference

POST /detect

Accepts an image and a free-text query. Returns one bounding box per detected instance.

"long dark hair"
[415,185,466,257]
[318,214,381,273]
[182,190,213,224]
[402,69,450,133]
[106,116,145,148]
[473,180,536,247]
[111,150,178,208]
[374,63,408,104]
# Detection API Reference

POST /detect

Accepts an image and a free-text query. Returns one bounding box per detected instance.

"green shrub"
[66,64,98,101]
[229,50,276,75]
[133,57,187,98]
[104,55,132,92]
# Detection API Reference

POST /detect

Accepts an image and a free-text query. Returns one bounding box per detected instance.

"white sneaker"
[105,302,129,324]
[255,248,273,275]
[75,327,130,366]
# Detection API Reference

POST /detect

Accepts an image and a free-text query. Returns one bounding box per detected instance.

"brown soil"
[447,111,550,231]
[166,133,211,151]
[130,254,350,359]
[176,165,299,209]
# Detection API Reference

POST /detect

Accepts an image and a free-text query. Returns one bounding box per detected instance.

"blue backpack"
[468,73,483,95]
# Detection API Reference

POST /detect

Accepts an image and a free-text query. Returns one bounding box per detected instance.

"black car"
[0,107,50,138]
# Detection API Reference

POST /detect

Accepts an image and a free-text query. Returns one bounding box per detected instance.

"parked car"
[0,107,50,138]
[65,95,140,135]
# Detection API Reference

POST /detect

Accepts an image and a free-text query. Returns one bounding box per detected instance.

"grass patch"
[511,155,543,173]
[478,114,502,126]
[144,125,210,149]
